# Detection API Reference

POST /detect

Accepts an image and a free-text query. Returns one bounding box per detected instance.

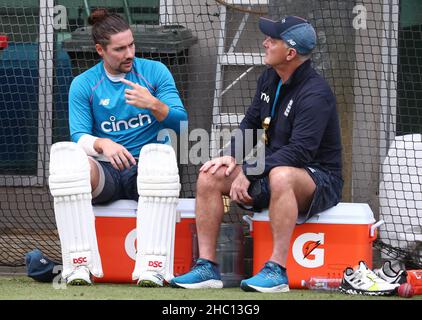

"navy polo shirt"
[225,59,342,182]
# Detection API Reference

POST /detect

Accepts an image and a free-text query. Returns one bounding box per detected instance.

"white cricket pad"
[132,144,180,282]
[49,142,103,280]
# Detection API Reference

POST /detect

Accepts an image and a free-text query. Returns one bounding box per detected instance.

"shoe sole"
[67,279,91,286]
[240,282,290,293]
[339,285,397,296]
[137,280,163,288]
[170,279,223,289]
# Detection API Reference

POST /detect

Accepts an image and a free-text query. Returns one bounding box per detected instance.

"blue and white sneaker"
[240,261,289,293]
[169,258,223,289]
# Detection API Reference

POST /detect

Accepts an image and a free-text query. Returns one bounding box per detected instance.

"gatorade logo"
[124,229,137,261]
[292,233,324,268]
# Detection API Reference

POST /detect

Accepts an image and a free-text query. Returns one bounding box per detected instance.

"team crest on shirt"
[99,98,110,106]
[284,99,293,117]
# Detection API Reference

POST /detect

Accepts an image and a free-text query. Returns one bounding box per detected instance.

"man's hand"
[120,78,169,121]
[94,138,136,171]
[200,156,237,176]
[230,170,252,205]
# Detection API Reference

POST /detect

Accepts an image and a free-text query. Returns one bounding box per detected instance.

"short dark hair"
[88,8,130,47]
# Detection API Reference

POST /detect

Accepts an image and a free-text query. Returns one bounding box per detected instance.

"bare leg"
[267,166,316,267]
[88,158,100,191]
[195,166,242,262]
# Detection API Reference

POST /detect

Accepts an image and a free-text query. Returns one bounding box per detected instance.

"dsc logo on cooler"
[292,232,325,268]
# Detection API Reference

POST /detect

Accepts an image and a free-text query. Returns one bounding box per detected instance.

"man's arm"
[121,62,187,134]
[68,77,95,144]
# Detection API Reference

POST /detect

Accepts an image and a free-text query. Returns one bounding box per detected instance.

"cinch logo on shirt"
[99,98,110,106]
[100,113,152,132]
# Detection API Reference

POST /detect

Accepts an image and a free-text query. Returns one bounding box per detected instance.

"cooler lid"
[93,198,196,218]
[252,202,375,224]
[176,198,196,218]
[93,200,137,217]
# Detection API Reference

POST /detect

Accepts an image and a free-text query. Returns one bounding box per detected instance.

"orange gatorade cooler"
[93,198,196,283]
[244,202,382,288]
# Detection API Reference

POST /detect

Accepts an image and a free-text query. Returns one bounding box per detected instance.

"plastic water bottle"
[301,276,342,291]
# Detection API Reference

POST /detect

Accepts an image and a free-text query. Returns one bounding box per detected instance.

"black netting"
[0,0,421,268]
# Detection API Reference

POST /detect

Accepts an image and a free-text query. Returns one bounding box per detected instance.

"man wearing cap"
[170,16,343,292]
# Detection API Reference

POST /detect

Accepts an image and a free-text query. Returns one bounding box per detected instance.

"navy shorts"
[91,161,139,205]
[239,166,343,224]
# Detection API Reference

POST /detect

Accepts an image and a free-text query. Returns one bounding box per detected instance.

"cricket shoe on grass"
[240,261,289,293]
[373,260,408,285]
[169,258,223,289]
[339,261,399,296]
[66,266,92,286]
[137,272,165,287]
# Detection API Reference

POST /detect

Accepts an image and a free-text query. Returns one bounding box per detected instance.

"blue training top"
[69,57,187,157]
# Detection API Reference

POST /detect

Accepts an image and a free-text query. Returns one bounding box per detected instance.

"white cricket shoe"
[373,260,408,285]
[137,271,165,287]
[339,261,399,296]
[66,266,92,286]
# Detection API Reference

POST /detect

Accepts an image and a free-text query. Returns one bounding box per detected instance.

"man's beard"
[118,60,133,73]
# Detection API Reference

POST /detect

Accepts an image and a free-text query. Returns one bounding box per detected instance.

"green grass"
[1,276,421,300]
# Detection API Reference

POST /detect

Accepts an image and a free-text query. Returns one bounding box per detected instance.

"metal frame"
[159,0,174,25]
[210,1,265,157]
[0,0,54,187]
[379,0,399,155]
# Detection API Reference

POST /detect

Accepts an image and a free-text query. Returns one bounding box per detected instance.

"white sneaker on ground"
[66,266,92,286]
[373,261,408,285]
[339,261,399,296]
[137,271,165,287]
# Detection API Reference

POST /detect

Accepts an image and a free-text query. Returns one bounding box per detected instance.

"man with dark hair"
[49,9,187,287]
[170,16,343,293]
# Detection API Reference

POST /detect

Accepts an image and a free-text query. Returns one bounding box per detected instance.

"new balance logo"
[260,92,270,103]
[287,39,296,47]
[99,98,110,106]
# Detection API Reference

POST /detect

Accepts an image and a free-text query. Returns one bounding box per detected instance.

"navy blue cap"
[25,249,60,283]
[259,16,317,55]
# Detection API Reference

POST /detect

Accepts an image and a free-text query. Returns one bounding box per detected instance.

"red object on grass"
[398,283,415,298]
[0,35,8,50]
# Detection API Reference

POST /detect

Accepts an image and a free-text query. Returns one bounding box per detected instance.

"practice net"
[0,0,421,269]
